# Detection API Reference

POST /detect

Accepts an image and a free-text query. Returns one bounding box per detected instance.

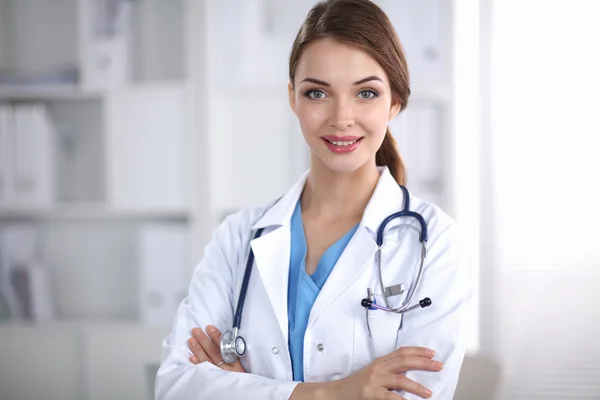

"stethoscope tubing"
[376,185,428,312]
[223,185,430,363]
[233,228,264,330]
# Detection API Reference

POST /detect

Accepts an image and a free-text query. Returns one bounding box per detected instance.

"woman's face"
[289,37,401,175]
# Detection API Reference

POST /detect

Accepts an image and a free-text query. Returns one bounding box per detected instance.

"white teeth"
[331,140,356,146]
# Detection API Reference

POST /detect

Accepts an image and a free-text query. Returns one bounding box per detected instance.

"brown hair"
[288,0,410,185]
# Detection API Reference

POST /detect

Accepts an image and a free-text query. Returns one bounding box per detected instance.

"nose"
[330,99,355,130]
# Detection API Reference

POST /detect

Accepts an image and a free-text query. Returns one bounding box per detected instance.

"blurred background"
[0,0,598,399]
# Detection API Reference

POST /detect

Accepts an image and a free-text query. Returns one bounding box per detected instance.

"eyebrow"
[300,76,383,86]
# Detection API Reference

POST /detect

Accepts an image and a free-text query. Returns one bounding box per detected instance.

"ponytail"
[375,127,406,185]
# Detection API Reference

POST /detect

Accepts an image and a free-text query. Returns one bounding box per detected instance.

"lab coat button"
[271,347,279,354]
[316,343,324,352]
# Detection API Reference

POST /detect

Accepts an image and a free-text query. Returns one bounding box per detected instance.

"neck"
[301,157,381,220]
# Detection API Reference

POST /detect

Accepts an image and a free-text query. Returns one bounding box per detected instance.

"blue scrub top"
[287,200,359,381]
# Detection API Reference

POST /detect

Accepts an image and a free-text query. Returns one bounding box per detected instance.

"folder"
[0,104,15,208]
[138,224,189,326]
[10,104,56,210]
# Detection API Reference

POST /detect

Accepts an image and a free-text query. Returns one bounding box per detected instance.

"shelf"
[0,81,188,101]
[0,318,174,332]
[0,85,103,101]
[0,204,190,222]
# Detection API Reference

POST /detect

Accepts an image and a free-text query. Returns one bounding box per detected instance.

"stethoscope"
[359,185,432,337]
[220,185,431,364]
[220,227,264,364]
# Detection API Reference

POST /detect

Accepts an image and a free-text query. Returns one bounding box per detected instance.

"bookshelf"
[0,0,457,399]
[0,1,198,399]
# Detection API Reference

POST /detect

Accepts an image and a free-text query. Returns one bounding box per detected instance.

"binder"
[13,105,36,207]
[80,0,136,89]
[23,261,55,321]
[138,224,189,326]
[30,104,57,209]
[0,105,6,206]
[0,105,15,208]
[11,104,56,210]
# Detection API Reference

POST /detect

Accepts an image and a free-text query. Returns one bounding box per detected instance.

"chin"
[307,137,377,174]
[320,154,371,175]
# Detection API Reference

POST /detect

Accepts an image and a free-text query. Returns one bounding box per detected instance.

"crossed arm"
[155,216,471,400]
[184,324,443,400]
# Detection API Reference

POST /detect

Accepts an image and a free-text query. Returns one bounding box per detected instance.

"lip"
[322,137,363,154]
[322,135,362,142]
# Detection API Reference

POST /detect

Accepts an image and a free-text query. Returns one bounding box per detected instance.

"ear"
[288,81,297,115]
[388,98,401,121]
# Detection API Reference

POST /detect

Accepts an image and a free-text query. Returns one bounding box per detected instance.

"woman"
[155,0,471,399]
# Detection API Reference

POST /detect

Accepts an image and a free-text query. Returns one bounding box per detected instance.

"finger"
[192,327,222,365]
[383,392,407,400]
[188,337,210,364]
[385,355,444,374]
[204,325,222,346]
[380,374,432,399]
[205,325,246,372]
[381,347,436,362]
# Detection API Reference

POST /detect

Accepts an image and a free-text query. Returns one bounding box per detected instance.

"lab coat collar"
[250,171,310,347]
[251,170,309,230]
[251,166,404,233]
[308,167,405,327]
[361,166,405,237]
[250,166,405,342]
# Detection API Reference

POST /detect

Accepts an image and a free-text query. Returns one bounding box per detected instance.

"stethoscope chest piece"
[235,335,246,356]
[220,329,246,364]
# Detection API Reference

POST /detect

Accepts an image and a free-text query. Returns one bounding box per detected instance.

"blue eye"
[304,89,327,99]
[358,90,378,99]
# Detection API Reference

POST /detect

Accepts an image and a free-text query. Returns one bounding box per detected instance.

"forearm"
[156,361,300,400]
[289,380,338,400]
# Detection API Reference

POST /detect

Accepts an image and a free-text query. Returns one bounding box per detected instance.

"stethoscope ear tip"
[420,297,432,308]
[361,298,373,308]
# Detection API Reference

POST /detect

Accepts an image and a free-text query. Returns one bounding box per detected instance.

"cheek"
[361,104,391,137]
[295,102,327,135]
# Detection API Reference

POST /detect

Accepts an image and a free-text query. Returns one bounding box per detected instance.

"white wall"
[488,1,600,397]
[207,88,306,219]
[452,0,481,355]
[203,0,315,228]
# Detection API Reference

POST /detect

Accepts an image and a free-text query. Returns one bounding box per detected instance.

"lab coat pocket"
[352,307,403,373]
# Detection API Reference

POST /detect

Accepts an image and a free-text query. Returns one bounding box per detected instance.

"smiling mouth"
[323,137,364,146]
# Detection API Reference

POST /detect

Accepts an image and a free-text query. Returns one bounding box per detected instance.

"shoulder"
[408,193,470,287]
[407,192,461,247]
[215,197,281,241]
[199,199,277,270]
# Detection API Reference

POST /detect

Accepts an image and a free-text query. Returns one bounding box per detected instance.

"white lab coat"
[155,166,472,400]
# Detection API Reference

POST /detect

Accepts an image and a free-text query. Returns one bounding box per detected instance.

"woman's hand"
[187,325,246,373]
[324,346,443,400]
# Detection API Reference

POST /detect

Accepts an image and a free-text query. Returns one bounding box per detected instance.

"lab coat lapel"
[308,167,404,326]
[250,170,309,344]
[360,166,406,234]
[251,227,291,345]
[248,167,404,339]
